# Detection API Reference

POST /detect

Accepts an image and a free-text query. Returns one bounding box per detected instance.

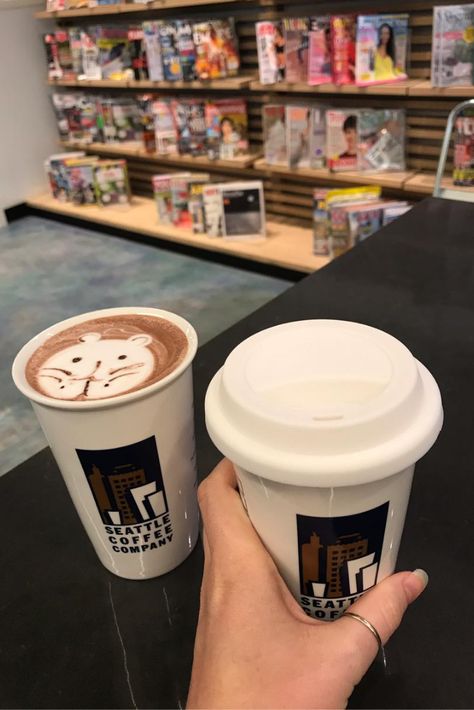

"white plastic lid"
[205,320,443,487]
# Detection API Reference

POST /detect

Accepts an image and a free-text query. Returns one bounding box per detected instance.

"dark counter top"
[1,197,473,709]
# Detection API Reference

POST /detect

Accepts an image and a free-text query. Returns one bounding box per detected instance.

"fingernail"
[412,568,429,589]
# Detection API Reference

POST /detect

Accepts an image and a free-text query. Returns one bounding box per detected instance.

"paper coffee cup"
[12,307,199,580]
[205,320,443,619]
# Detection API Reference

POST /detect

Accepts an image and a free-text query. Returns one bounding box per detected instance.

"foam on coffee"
[26,314,188,401]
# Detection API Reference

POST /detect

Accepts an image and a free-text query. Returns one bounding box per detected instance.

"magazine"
[94,26,133,81]
[284,18,309,83]
[355,14,409,86]
[453,114,474,185]
[171,100,207,156]
[193,19,240,80]
[382,204,412,224]
[158,21,182,81]
[45,152,85,201]
[65,157,98,205]
[93,160,131,207]
[308,17,332,85]
[217,99,248,160]
[220,181,266,239]
[203,184,224,236]
[176,20,196,81]
[69,29,83,78]
[326,109,359,171]
[256,21,285,83]
[357,109,406,171]
[345,199,409,247]
[152,100,178,154]
[136,94,156,153]
[128,25,148,80]
[331,15,356,84]
[142,21,164,82]
[189,181,207,233]
[152,172,191,223]
[51,93,81,140]
[310,107,326,168]
[171,173,210,228]
[263,104,287,164]
[110,98,142,142]
[44,34,63,80]
[80,29,101,80]
[431,5,474,87]
[286,105,311,168]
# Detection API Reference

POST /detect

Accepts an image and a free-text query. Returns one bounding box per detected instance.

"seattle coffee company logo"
[297,502,389,620]
[76,436,174,555]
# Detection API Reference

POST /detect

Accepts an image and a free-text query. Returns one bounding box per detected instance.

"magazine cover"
[128,25,148,80]
[176,20,196,81]
[256,21,285,84]
[431,6,442,86]
[171,100,207,156]
[45,152,85,201]
[51,93,80,140]
[152,100,178,154]
[65,157,98,205]
[382,204,412,225]
[453,115,474,185]
[358,109,406,171]
[326,109,359,171]
[93,160,131,207]
[263,104,287,164]
[345,199,408,247]
[286,105,312,168]
[189,181,206,233]
[432,5,474,87]
[312,185,381,255]
[203,184,224,236]
[158,22,182,81]
[68,28,83,78]
[308,17,332,85]
[284,18,309,83]
[143,21,164,82]
[355,14,409,86]
[171,173,210,228]
[136,94,156,153]
[110,98,142,142]
[310,107,326,168]
[331,15,356,84]
[94,26,133,80]
[193,19,240,80]
[80,29,101,80]
[152,172,191,223]
[44,34,63,80]
[220,181,266,239]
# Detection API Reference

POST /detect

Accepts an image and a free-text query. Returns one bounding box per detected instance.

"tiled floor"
[0,216,290,476]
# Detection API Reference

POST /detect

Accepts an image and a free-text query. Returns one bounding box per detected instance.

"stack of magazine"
[313,185,411,258]
[431,4,474,86]
[263,104,406,173]
[152,174,266,239]
[50,92,250,161]
[256,13,409,87]
[45,152,131,207]
[453,114,474,185]
[43,18,240,82]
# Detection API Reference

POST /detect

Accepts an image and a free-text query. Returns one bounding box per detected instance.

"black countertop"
[1,198,473,709]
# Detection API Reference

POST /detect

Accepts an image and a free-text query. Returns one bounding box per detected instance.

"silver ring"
[342,612,382,651]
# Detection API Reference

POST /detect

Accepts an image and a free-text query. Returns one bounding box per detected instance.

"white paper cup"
[205,320,443,619]
[12,307,199,580]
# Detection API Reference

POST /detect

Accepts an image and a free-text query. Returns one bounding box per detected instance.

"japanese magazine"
[205,99,248,160]
[128,25,148,80]
[203,184,224,236]
[152,172,191,224]
[357,109,406,171]
[98,97,142,142]
[256,20,285,84]
[431,5,474,86]
[65,157,99,205]
[331,15,356,84]
[45,152,85,201]
[94,26,133,80]
[284,18,309,83]
[158,21,182,81]
[93,160,131,207]
[326,109,359,171]
[171,100,207,156]
[202,182,266,238]
[152,100,178,154]
[171,173,210,228]
[355,14,409,86]
[263,104,287,164]
[44,33,64,80]
[192,19,239,80]
[310,107,326,168]
[286,105,311,168]
[189,181,207,233]
[80,29,101,80]
[308,17,332,85]
[142,22,164,81]
[176,20,196,81]
[69,29,83,78]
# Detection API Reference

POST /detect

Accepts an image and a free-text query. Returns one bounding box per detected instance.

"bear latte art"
[25,314,188,401]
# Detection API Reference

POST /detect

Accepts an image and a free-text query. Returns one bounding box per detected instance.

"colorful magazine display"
[331,15,356,84]
[431,4,474,86]
[286,105,311,168]
[357,109,406,171]
[93,160,131,206]
[171,100,207,155]
[263,105,287,164]
[192,19,240,79]
[356,14,409,86]
[142,22,164,81]
[308,17,332,85]
[326,109,359,171]
[284,18,309,83]
[256,21,285,84]
[176,20,196,81]
[152,100,178,154]
[158,21,182,81]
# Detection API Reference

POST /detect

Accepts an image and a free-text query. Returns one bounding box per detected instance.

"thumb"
[337,569,428,661]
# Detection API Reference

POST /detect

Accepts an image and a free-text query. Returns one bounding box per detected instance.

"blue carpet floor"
[0,216,290,476]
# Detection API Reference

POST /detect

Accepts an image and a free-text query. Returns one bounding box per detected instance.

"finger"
[337,569,428,658]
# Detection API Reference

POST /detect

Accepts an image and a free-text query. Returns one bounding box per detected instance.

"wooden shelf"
[26,193,326,274]
[251,79,423,97]
[35,0,271,19]
[254,159,418,191]
[48,75,254,91]
[404,173,474,196]
[60,139,261,169]
[407,81,474,98]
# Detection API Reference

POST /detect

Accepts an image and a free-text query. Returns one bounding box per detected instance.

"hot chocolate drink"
[25,314,188,401]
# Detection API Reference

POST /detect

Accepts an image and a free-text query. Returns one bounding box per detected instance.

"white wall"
[0,1,57,226]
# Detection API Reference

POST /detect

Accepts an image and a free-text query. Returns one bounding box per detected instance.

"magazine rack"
[434,98,474,203]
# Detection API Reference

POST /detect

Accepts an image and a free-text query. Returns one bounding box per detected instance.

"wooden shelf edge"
[35,0,268,19]
[26,193,326,274]
[48,75,254,90]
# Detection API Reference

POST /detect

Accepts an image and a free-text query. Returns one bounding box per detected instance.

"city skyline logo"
[77,436,168,527]
[297,503,389,600]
